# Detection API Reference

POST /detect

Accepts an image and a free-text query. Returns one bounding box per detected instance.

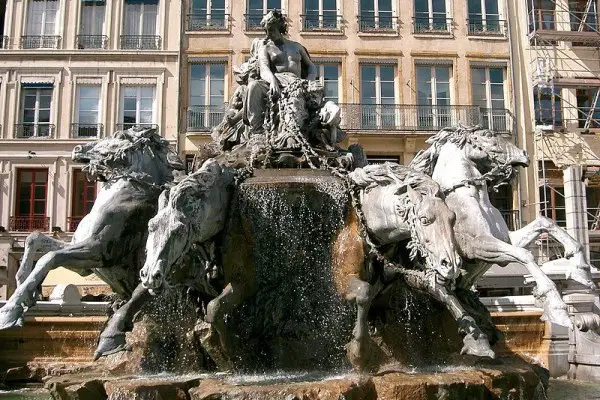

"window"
[359,0,393,31]
[303,0,338,30]
[74,85,102,137]
[534,87,562,127]
[471,66,507,132]
[12,169,49,231]
[316,63,340,103]
[467,0,501,34]
[78,0,106,48]
[416,65,451,129]
[188,63,225,130]
[489,185,519,229]
[189,0,227,30]
[69,170,97,231]
[576,89,600,129]
[528,0,555,32]
[587,186,600,230]
[23,0,60,49]
[360,64,396,129]
[414,0,449,33]
[247,0,280,30]
[122,0,159,50]
[366,155,400,164]
[569,0,598,32]
[18,86,53,138]
[539,185,566,227]
[120,86,155,130]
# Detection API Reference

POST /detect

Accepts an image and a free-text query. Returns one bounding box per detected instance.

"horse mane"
[168,160,223,213]
[350,162,441,198]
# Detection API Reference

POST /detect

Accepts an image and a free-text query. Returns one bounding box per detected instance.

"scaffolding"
[527,0,600,264]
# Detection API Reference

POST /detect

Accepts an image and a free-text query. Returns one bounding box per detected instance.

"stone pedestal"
[563,166,590,262]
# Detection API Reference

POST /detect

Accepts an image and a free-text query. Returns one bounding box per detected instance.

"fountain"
[1,10,598,399]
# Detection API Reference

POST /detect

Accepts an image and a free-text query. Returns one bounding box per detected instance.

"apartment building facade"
[0,0,181,298]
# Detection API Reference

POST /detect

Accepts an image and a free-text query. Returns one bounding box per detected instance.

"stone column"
[563,165,590,262]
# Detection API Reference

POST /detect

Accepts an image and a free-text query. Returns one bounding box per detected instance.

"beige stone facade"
[0,0,180,299]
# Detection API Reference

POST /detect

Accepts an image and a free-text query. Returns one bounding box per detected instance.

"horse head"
[404,185,461,281]
[71,127,184,185]
[462,127,529,173]
[140,159,234,294]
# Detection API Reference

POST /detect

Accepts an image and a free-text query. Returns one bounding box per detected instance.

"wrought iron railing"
[413,16,453,33]
[187,105,226,132]
[15,123,54,138]
[300,14,342,31]
[358,14,398,32]
[499,209,521,231]
[76,35,109,49]
[244,13,266,31]
[187,13,230,30]
[338,104,481,131]
[467,17,506,35]
[71,123,103,138]
[1,36,9,49]
[119,35,161,50]
[67,216,84,232]
[480,108,513,133]
[9,216,49,232]
[20,35,61,49]
[116,123,159,132]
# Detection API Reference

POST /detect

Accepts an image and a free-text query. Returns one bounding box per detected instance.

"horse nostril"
[152,270,162,282]
[441,258,449,267]
[74,145,83,153]
[140,269,147,279]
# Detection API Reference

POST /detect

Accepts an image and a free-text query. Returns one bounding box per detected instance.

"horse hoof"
[460,335,495,359]
[0,304,25,330]
[93,333,129,360]
[346,338,382,372]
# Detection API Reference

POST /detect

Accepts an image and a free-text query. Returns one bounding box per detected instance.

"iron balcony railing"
[1,36,9,49]
[20,35,61,49]
[413,16,453,33]
[244,13,266,31]
[467,17,507,36]
[67,216,84,232]
[480,108,513,133]
[71,123,103,138]
[9,216,50,232]
[15,123,54,138]
[76,35,109,49]
[300,14,343,31]
[116,123,159,132]
[119,35,161,50]
[358,14,398,32]
[498,210,521,231]
[187,13,230,31]
[338,104,481,131]
[187,105,226,132]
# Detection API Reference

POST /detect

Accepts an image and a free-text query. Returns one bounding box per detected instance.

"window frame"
[414,0,449,32]
[360,63,398,129]
[358,0,395,31]
[119,85,156,128]
[467,0,502,34]
[15,168,49,229]
[20,86,53,137]
[123,1,158,37]
[74,84,102,137]
[415,63,453,129]
[189,0,227,30]
[304,0,339,30]
[315,62,341,103]
[26,0,59,36]
[70,169,97,231]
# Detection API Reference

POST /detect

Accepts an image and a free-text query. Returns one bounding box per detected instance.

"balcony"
[9,216,49,232]
[1,36,9,49]
[187,105,225,132]
[116,123,159,132]
[187,13,230,31]
[499,210,521,231]
[67,217,83,232]
[480,108,513,133]
[467,17,506,36]
[15,123,54,138]
[244,13,266,31]
[413,16,453,34]
[20,35,61,49]
[338,104,481,132]
[358,14,398,32]
[119,35,161,50]
[301,14,343,31]
[71,123,103,138]
[76,35,109,49]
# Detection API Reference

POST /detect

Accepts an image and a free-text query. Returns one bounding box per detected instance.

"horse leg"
[16,232,68,287]
[0,239,101,330]
[94,282,151,360]
[509,215,595,289]
[469,235,573,328]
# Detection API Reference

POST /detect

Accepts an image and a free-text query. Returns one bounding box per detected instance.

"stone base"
[37,357,546,400]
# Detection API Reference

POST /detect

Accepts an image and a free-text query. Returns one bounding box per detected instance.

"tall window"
[534,87,562,126]
[70,170,97,231]
[414,0,449,32]
[467,0,501,34]
[539,185,566,227]
[188,63,225,130]
[74,86,101,137]
[122,0,159,49]
[14,169,48,231]
[416,65,451,129]
[360,64,396,129]
[576,89,600,128]
[304,0,338,30]
[247,0,280,29]
[24,0,59,49]
[120,86,155,130]
[359,0,393,31]
[528,0,555,32]
[189,0,226,30]
[78,0,106,48]
[471,66,507,132]
[569,0,598,32]
[19,86,53,138]
[316,63,340,103]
